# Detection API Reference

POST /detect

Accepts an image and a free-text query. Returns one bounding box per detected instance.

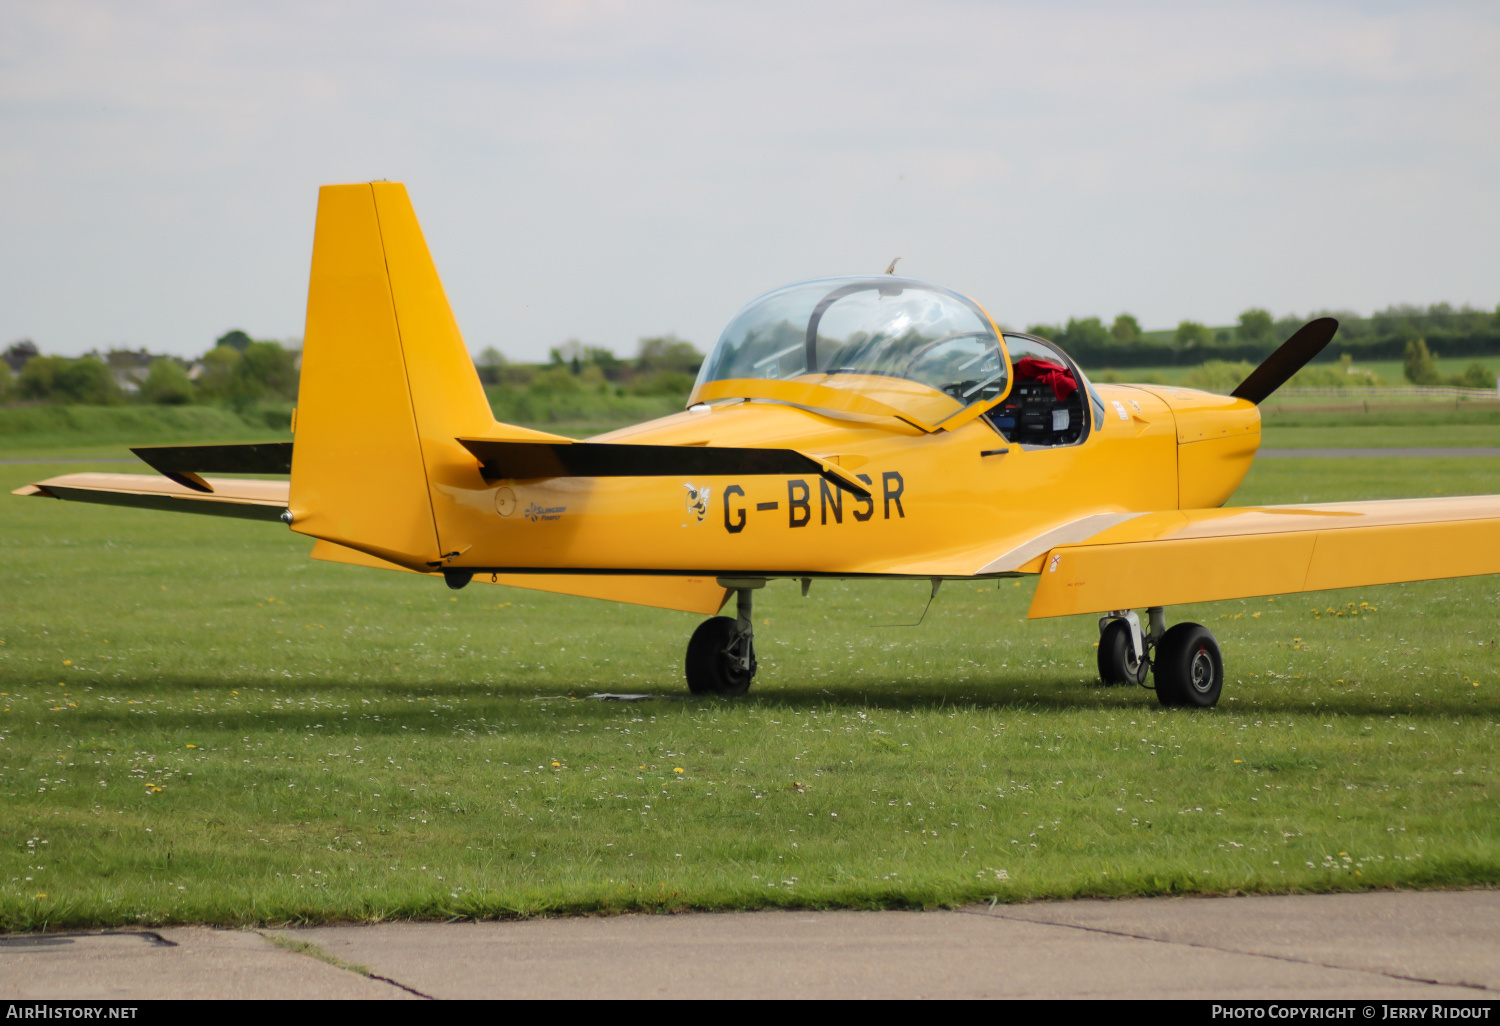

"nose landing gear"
[685,580,761,696]
[1097,607,1223,708]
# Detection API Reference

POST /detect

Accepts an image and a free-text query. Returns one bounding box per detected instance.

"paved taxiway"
[1,889,1495,1000]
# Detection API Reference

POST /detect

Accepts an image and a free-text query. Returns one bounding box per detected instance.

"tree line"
[474,334,703,397]
[4,299,1494,409]
[0,331,298,409]
[1026,302,1500,368]
[0,330,706,413]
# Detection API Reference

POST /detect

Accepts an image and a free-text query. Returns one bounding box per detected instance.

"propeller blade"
[1230,317,1340,404]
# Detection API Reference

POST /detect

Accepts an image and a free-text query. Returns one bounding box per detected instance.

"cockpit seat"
[988,340,1089,448]
[1012,357,1078,401]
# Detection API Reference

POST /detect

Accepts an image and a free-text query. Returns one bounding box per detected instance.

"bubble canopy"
[690,277,1008,425]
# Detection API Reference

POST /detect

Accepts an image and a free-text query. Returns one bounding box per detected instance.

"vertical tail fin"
[288,182,497,568]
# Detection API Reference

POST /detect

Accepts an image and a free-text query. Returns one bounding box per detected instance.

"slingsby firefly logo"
[524,502,566,523]
[683,482,711,524]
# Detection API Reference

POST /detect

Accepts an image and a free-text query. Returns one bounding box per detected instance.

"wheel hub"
[1189,646,1214,693]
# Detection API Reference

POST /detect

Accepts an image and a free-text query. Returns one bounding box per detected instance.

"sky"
[2,1,1498,361]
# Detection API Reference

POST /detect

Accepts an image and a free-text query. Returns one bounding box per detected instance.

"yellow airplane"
[16,183,1500,709]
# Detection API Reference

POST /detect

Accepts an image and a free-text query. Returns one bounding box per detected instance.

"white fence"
[1270,385,1500,400]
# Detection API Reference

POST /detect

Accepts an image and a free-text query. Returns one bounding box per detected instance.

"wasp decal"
[684,481,711,524]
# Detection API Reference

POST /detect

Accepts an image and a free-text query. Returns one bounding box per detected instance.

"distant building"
[97,348,156,393]
[3,339,38,372]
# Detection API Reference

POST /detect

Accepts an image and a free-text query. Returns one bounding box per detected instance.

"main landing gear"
[680,583,1224,708]
[685,580,761,697]
[1098,606,1224,709]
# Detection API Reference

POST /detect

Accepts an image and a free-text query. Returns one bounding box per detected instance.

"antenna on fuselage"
[885,257,901,275]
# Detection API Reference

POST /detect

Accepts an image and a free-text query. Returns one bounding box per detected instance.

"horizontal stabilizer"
[15,473,290,522]
[132,442,293,492]
[457,438,872,498]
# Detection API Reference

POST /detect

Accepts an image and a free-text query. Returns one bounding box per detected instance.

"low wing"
[14,472,289,522]
[1023,495,1500,618]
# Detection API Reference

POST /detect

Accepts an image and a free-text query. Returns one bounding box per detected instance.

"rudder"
[288,182,500,568]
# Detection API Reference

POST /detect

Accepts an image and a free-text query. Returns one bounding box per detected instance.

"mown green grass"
[1261,425,1500,449]
[1261,407,1500,430]
[0,404,294,452]
[1236,457,1500,504]
[0,448,1497,931]
[1312,357,1500,385]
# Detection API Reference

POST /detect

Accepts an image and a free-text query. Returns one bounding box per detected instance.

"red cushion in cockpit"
[1012,357,1078,402]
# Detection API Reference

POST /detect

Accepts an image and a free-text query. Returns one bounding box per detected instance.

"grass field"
[1260,424,1500,449]
[1,438,1497,931]
[0,404,294,452]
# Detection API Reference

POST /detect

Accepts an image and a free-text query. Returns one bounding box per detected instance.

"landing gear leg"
[1148,606,1166,649]
[1098,606,1170,688]
[685,586,758,697]
[1097,609,1150,685]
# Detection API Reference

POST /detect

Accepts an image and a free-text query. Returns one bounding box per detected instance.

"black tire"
[1097,619,1149,686]
[1153,622,1223,709]
[685,616,756,697]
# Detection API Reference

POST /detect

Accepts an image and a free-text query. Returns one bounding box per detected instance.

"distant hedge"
[0,403,292,449]
[1049,303,1500,370]
[1068,329,1500,369]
